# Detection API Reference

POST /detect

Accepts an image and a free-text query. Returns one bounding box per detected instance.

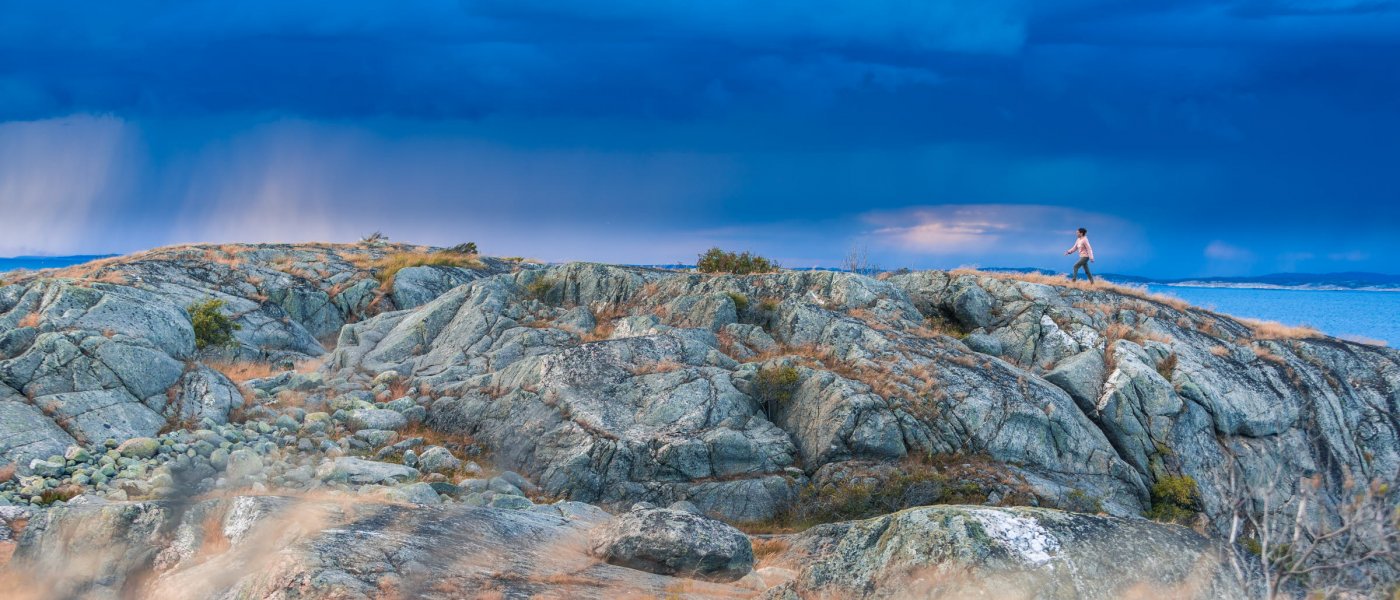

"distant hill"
[0,254,117,274]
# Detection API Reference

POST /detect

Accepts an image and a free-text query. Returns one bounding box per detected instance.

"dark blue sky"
[2,1,1398,276]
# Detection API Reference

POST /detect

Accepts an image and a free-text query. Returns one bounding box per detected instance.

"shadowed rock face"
[761,505,1246,600]
[888,272,1400,537]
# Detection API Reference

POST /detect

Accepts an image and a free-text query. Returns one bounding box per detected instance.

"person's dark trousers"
[1072,257,1094,283]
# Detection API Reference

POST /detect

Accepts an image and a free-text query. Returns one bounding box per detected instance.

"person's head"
[1077,227,1087,237]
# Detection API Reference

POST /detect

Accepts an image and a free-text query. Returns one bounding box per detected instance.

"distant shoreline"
[1152,282,1400,293]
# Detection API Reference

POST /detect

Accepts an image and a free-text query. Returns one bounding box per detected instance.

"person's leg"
[1072,257,1086,281]
[1084,259,1094,284]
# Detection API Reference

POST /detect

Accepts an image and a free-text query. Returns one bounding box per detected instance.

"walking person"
[1065,227,1095,283]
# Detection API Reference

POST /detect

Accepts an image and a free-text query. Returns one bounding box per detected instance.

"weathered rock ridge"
[0,243,520,472]
[1,245,1396,597]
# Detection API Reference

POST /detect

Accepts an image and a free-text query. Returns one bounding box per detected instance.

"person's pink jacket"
[1066,237,1094,260]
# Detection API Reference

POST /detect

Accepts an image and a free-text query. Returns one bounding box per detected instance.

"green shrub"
[1145,474,1199,523]
[1061,489,1105,514]
[753,365,800,409]
[1242,537,1263,556]
[188,299,241,349]
[524,277,556,302]
[697,248,779,275]
[759,298,780,312]
[448,242,478,255]
[763,464,988,531]
[725,292,750,312]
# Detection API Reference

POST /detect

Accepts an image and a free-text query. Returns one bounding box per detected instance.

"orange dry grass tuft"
[0,463,15,483]
[629,359,684,375]
[372,251,485,289]
[17,312,40,328]
[579,320,616,343]
[1243,318,1323,340]
[955,268,1193,312]
[1253,345,1288,365]
[750,537,790,564]
[206,361,283,383]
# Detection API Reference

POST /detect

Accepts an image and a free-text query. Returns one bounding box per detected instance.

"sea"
[0,255,116,273]
[1145,284,1399,347]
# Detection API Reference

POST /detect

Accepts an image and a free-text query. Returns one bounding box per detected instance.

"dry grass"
[747,343,943,406]
[0,463,15,483]
[946,353,980,368]
[201,248,244,269]
[578,306,626,343]
[373,251,485,289]
[751,537,790,564]
[1253,345,1288,366]
[17,312,40,328]
[1244,318,1323,340]
[37,485,83,505]
[207,361,285,383]
[1210,345,1232,357]
[629,360,684,376]
[955,269,1193,312]
[1155,353,1178,379]
[1102,323,1131,370]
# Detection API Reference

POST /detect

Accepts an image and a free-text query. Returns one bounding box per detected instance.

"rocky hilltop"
[0,243,1395,598]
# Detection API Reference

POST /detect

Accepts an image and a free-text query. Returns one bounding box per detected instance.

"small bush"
[361,231,389,244]
[188,299,241,349]
[448,242,478,255]
[1061,489,1104,514]
[524,277,556,302]
[1146,474,1199,523]
[725,292,750,312]
[753,365,800,411]
[697,248,779,275]
[759,298,780,312]
[770,465,986,530]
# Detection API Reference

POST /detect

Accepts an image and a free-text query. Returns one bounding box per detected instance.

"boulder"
[316,457,419,485]
[590,508,754,582]
[416,446,461,474]
[348,408,407,432]
[116,437,160,459]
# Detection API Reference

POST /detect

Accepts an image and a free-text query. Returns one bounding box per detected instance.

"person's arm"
[1087,240,1095,261]
[1065,241,1076,255]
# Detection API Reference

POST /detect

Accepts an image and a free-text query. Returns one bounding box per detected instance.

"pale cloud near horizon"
[863,204,1137,260]
[1204,240,1254,261]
